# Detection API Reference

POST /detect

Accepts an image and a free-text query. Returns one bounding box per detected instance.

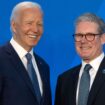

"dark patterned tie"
[78,64,92,105]
[26,53,41,103]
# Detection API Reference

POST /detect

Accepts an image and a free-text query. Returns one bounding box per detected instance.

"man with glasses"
[54,13,105,105]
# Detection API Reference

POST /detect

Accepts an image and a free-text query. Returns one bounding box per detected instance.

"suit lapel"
[88,57,105,105]
[34,53,49,104]
[34,54,45,95]
[4,43,37,97]
[67,65,81,105]
[73,65,81,105]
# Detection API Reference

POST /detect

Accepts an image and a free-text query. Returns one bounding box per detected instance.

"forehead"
[16,7,43,21]
[76,21,99,33]
[22,7,42,15]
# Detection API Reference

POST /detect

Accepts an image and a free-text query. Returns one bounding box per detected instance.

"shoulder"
[0,42,11,52]
[0,43,8,56]
[0,42,12,57]
[58,64,81,81]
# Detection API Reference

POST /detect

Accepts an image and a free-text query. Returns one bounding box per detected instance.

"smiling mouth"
[28,35,37,39]
[80,46,91,50]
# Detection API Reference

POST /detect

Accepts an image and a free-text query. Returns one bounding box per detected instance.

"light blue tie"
[78,64,92,105]
[26,53,41,103]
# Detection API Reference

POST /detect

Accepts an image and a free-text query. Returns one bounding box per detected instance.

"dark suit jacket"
[55,57,105,105]
[0,42,52,105]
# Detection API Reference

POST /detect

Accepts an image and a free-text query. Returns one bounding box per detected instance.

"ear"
[11,20,16,33]
[101,33,105,45]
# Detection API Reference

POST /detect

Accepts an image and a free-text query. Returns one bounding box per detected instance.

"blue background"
[0,0,105,104]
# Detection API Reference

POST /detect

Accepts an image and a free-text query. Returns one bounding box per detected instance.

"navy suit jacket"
[0,42,52,105]
[55,57,105,105]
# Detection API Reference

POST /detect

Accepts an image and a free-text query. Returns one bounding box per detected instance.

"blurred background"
[0,0,105,104]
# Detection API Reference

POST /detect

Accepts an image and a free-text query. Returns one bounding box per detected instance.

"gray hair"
[75,13,105,34]
[10,1,43,22]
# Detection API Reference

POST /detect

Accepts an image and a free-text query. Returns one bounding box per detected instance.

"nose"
[81,35,87,42]
[31,24,38,33]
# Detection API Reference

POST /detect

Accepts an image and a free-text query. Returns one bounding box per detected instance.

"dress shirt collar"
[10,37,34,59]
[82,52,105,71]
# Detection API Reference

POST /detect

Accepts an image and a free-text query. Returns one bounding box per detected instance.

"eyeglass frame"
[72,33,102,42]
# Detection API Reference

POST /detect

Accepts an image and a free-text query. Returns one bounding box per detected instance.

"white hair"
[10,1,43,22]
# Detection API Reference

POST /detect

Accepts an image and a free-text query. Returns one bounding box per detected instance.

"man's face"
[11,7,43,51]
[75,21,105,62]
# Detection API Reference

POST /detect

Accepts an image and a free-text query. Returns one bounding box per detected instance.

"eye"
[37,22,43,26]
[27,22,32,25]
[75,34,83,37]
[86,33,95,36]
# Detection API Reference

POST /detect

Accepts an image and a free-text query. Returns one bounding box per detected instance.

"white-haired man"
[0,1,52,105]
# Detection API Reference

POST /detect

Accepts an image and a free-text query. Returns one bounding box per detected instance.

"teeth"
[81,47,90,50]
[29,35,37,38]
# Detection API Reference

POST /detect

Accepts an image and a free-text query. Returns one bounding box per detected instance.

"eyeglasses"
[73,33,101,42]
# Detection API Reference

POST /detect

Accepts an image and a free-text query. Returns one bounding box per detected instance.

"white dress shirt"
[76,53,104,105]
[10,38,43,95]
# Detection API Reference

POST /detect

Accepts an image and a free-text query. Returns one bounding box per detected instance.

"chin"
[81,54,90,58]
[29,41,38,45]
[29,44,37,48]
[82,56,91,61]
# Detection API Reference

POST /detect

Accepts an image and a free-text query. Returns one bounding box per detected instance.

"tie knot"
[84,64,92,72]
[26,53,32,61]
